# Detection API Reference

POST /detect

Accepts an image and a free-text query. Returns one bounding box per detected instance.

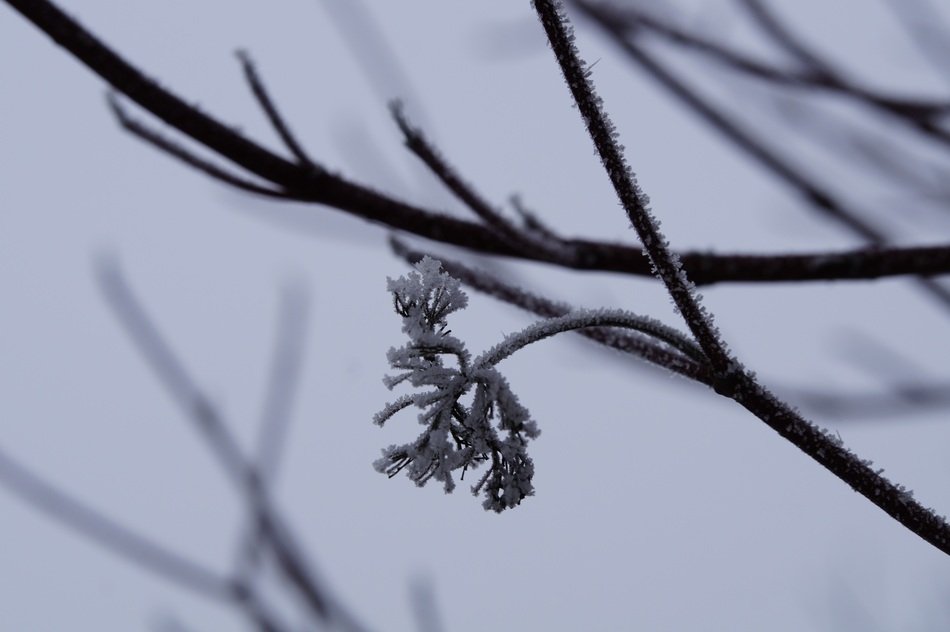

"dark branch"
[108,94,291,199]
[550,0,950,558]
[9,0,950,288]
[236,50,318,168]
[532,0,732,374]
[390,101,573,261]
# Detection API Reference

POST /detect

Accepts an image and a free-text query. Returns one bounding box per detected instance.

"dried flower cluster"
[374,257,540,512]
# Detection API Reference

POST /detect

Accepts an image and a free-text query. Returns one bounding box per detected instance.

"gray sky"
[2,1,950,630]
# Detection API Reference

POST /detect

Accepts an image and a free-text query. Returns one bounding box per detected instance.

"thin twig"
[390,100,573,262]
[109,94,291,199]
[236,50,318,168]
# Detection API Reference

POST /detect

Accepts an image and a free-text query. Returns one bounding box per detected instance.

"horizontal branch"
[8,0,950,288]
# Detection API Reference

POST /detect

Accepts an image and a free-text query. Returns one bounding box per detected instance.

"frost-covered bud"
[387,256,468,339]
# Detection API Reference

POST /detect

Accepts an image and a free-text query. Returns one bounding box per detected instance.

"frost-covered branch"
[475,309,704,367]
[535,0,950,557]
[531,0,735,379]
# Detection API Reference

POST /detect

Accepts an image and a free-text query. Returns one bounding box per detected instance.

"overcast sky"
[3,1,950,630]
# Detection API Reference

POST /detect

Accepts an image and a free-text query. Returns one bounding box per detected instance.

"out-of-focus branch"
[737,0,950,144]
[572,0,950,311]
[97,258,370,632]
[234,281,309,584]
[595,3,950,121]
[0,445,233,601]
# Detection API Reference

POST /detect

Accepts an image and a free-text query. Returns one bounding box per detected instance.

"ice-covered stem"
[732,373,950,556]
[475,309,705,368]
[534,0,950,556]
[531,0,734,379]
[390,101,572,264]
[390,237,712,384]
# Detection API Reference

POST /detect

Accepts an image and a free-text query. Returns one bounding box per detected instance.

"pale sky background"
[3,1,950,630]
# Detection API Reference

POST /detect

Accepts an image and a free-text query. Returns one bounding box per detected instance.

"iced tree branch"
[532,0,733,376]
[533,0,950,557]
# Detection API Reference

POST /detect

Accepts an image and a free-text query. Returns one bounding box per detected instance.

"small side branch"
[236,50,319,168]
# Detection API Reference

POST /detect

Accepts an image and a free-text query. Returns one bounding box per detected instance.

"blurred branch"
[885,0,950,87]
[97,257,369,632]
[409,577,444,632]
[572,0,950,312]
[235,281,310,585]
[0,444,233,601]
[598,3,950,120]
[736,0,950,141]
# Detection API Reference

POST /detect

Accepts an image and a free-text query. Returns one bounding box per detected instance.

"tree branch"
[534,0,950,558]
[8,0,950,288]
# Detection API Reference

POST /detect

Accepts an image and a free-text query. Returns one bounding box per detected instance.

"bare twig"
[236,50,318,168]
[390,101,573,262]
[109,94,291,199]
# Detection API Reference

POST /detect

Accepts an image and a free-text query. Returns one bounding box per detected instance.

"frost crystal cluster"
[374,257,539,512]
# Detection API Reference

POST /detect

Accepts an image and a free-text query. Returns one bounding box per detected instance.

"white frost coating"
[475,307,705,367]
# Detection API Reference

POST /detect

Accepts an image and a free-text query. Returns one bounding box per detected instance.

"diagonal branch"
[236,50,319,169]
[96,257,371,632]
[390,101,574,262]
[0,443,233,601]
[533,0,950,559]
[532,0,733,375]
[234,282,310,584]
